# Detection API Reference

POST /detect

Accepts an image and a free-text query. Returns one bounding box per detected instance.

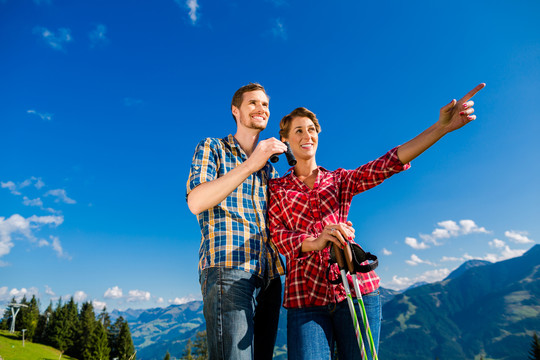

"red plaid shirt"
[269,147,410,308]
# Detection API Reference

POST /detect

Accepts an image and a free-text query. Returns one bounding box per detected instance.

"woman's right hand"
[301,223,355,253]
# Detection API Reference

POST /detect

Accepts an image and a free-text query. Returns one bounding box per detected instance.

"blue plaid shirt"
[187,134,285,279]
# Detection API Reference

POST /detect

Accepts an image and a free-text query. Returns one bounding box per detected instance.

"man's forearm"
[187,160,256,215]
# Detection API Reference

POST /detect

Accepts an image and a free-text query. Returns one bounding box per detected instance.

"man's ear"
[231,106,239,121]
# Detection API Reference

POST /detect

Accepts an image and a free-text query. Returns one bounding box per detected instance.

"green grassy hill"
[0,330,78,360]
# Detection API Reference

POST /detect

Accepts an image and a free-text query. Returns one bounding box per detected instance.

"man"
[186,83,288,360]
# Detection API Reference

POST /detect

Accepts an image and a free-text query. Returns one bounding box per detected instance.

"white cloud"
[104,286,123,299]
[462,243,527,263]
[28,215,64,226]
[405,254,435,266]
[89,24,108,48]
[38,239,49,247]
[0,214,64,258]
[440,256,461,262]
[157,297,164,304]
[489,238,506,248]
[34,178,45,189]
[460,220,488,235]
[271,18,287,40]
[127,289,151,302]
[35,235,70,259]
[500,245,527,260]
[93,300,107,311]
[74,290,88,302]
[405,237,429,250]
[384,275,413,290]
[0,287,40,302]
[419,219,489,244]
[50,236,69,258]
[382,248,392,256]
[45,285,55,296]
[169,295,197,305]
[383,268,450,291]
[23,196,43,207]
[1,181,20,195]
[505,230,534,244]
[33,27,72,51]
[27,109,53,121]
[44,189,76,204]
[176,0,199,25]
[2,177,46,196]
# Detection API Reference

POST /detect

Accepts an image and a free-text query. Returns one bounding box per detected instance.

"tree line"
[1,295,136,360]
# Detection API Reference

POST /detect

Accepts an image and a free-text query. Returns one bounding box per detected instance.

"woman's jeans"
[200,267,282,360]
[287,290,382,360]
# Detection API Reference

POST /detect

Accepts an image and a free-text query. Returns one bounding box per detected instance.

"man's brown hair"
[231,83,268,123]
[279,107,321,140]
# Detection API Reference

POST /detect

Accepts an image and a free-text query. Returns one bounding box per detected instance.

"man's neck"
[233,129,260,157]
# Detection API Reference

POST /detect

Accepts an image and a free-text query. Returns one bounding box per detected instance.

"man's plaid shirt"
[187,134,285,279]
[269,147,409,308]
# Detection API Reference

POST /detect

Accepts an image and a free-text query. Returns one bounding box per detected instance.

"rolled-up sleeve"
[269,182,311,260]
[186,138,219,199]
[341,146,411,196]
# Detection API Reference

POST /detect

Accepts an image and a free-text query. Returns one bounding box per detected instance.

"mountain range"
[113,245,539,359]
[380,244,539,360]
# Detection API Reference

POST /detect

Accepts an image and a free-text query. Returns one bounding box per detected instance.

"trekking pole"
[343,243,379,360]
[332,243,366,359]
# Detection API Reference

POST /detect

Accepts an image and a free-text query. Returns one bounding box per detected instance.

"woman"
[268,84,484,360]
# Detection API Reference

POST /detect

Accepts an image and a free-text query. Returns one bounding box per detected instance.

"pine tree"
[49,298,69,351]
[65,297,80,356]
[182,331,207,360]
[20,295,40,341]
[35,301,54,344]
[98,307,111,330]
[192,331,208,360]
[77,301,97,360]
[110,317,136,360]
[15,295,28,331]
[182,339,195,360]
[117,320,136,360]
[529,332,540,360]
[164,351,171,360]
[108,316,122,359]
[90,321,111,360]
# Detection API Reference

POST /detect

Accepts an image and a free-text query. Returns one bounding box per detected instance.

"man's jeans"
[287,290,382,360]
[200,267,282,360]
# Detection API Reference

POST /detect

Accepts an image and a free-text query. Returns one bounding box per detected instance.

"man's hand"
[246,138,288,172]
[438,83,486,133]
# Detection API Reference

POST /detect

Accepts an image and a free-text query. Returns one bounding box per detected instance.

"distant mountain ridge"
[380,244,540,360]
[444,259,491,280]
[114,245,539,359]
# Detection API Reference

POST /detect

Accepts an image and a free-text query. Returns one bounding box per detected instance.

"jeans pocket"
[200,269,209,298]
[363,290,380,297]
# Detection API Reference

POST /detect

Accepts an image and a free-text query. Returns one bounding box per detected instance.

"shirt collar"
[284,166,330,189]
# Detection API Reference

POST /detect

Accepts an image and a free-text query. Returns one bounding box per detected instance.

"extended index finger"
[459,83,486,103]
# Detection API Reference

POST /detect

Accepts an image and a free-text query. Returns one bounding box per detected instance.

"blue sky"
[1,0,539,311]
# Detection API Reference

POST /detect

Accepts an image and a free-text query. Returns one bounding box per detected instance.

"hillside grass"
[0,330,78,360]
